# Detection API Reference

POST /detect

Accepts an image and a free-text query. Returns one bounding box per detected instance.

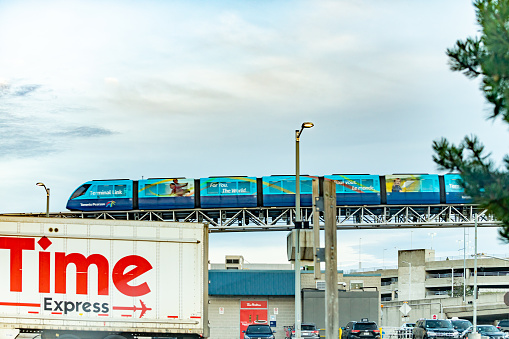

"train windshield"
[70,184,91,199]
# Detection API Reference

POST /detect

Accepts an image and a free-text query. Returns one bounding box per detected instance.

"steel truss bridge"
[4,204,500,232]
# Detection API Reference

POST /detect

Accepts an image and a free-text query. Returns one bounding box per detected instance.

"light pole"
[36,182,50,217]
[402,260,412,301]
[428,232,437,250]
[472,214,479,339]
[359,238,362,270]
[383,248,387,269]
[294,121,313,339]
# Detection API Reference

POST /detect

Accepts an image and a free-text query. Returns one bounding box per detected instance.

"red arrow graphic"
[112,300,151,318]
[0,302,40,307]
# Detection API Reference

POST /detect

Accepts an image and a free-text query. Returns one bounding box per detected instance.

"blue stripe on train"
[337,193,381,205]
[66,198,133,211]
[445,192,472,204]
[139,196,194,209]
[201,195,257,208]
[386,192,440,204]
[262,194,313,207]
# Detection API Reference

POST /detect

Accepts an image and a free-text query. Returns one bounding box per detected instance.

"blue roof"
[209,270,295,296]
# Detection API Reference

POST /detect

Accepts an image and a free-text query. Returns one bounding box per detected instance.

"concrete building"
[364,249,509,326]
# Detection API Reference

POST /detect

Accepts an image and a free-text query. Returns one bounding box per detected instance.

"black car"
[413,319,459,339]
[474,325,506,339]
[451,319,473,339]
[342,321,380,339]
[243,324,275,339]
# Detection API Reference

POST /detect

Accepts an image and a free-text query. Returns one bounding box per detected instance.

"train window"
[158,183,172,196]
[221,181,236,194]
[283,179,296,193]
[421,179,433,191]
[449,178,462,190]
[70,184,91,199]
[96,185,113,198]
[207,182,220,195]
[362,179,374,190]
[334,180,345,192]
[114,185,127,197]
[143,184,157,196]
[238,181,251,194]
[301,180,312,193]
[269,181,282,194]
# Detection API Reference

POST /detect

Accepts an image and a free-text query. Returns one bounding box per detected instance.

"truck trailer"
[0,216,208,339]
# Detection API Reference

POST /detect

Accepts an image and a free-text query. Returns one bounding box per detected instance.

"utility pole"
[324,179,338,339]
[313,178,321,280]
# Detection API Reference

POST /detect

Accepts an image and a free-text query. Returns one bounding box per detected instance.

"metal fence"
[381,327,413,339]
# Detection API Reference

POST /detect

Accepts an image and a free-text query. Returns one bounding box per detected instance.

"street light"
[428,232,437,249]
[382,248,387,269]
[36,182,50,217]
[294,121,313,339]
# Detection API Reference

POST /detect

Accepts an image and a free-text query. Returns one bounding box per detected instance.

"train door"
[240,300,268,339]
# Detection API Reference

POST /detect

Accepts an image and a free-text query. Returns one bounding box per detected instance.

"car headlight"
[427,332,437,337]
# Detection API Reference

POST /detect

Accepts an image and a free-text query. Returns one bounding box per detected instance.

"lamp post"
[294,121,313,339]
[428,232,437,250]
[472,214,479,339]
[383,248,387,269]
[36,182,50,217]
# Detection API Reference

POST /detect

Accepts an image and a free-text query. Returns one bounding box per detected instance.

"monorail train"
[66,173,470,211]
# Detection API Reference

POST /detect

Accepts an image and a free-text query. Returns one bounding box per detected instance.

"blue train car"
[386,174,440,204]
[324,174,381,205]
[200,177,257,208]
[66,179,134,211]
[444,173,472,204]
[262,175,314,207]
[138,178,195,209]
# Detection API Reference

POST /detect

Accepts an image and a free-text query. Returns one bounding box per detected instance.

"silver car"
[291,323,320,339]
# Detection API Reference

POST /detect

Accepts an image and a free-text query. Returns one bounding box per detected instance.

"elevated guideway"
[3,204,500,232]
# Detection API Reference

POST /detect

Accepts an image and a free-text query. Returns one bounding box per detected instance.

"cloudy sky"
[1,0,508,270]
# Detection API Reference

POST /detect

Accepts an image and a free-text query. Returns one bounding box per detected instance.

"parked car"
[471,325,506,339]
[498,320,509,333]
[290,323,320,339]
[451,319,473,339]
[398,323,415,339]
[342,321,380,339]
[413,319,459,339]
[243,324,276,339]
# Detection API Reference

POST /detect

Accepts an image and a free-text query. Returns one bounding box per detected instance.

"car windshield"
[452,321,472,330]
[478,326,499,333]
[499,321,509,327]
[302,325,316,331]
[354,323,378,330]
[246,326,272,334]
[405,324,415,328]
[426,321,453,329]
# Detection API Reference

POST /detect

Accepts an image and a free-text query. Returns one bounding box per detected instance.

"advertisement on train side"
[139,178,194,197]
[386,174,440,193]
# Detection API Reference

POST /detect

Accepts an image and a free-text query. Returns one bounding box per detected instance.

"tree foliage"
[433,0,509,242]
